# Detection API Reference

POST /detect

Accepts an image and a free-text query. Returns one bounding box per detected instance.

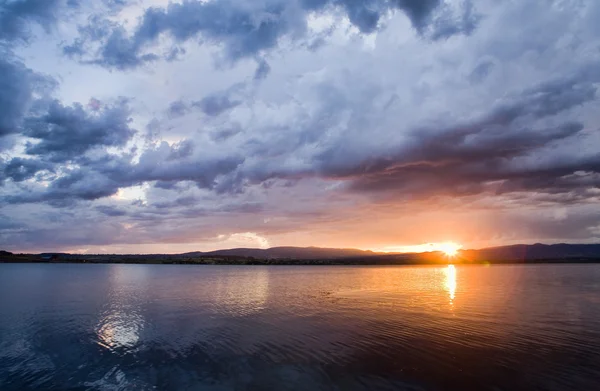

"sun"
[438,242,462,257]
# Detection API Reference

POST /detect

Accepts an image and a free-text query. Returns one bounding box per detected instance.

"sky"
[1,0,600,254]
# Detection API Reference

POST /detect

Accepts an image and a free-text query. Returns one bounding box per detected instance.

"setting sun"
[438,242,462,257]
[376,241,464,256]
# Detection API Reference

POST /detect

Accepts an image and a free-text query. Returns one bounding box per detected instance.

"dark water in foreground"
[1,264,599,390]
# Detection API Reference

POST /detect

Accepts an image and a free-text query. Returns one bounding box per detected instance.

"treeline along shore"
[2,244,600,265]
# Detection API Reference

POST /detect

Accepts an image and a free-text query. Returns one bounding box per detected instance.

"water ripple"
[1,264,600,390]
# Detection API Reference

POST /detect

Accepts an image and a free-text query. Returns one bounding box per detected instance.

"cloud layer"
[63,0,477,69]
[1,0,600,252]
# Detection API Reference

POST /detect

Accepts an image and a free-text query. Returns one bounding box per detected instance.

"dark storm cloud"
[1,96,136,197]
[4,0,600,252]
[0,51,54,139]
[2,157,53,182]
[0,0,62,43]
[65,0,292,69]
[493,157,600,195]
[195,66,598,201]
[4,59,599,209]
[166,139,194,160]
[64,0,475,70]
[44,169,120,200]
[316,71,600,197]
[0,0,134,155]
[22,98,135,162]
[62,15,115,57]
[154,180,180,190]
[0,54,32,137]
[130,143,244,188]
[11,168,125,206]
[1,139,245,205]
[91,27,160,69]
[193,93,242,117]
[96,205,127,217]
[345,138,600,198]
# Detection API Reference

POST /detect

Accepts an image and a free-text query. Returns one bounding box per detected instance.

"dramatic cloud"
[314,70,600,196]
[2,157,52,182]
[0,0,64,43]
[63,0,478,70]
[23,98,135,162]
[2,0,600,252]
[0,53,39,137]
[0,44,57,141]
[193,88,243,117]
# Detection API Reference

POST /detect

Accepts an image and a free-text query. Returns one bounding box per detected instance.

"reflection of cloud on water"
[96,265,148,352]
[211,269,270,316]
[97,312,143,350]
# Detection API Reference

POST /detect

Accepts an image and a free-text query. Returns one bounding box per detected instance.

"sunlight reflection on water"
[445,264,457,303]
[1,264,600,391]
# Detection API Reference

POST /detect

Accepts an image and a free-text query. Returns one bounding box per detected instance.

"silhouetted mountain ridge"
[3,243,600,264]
[182,243,600,261]
[458,243,600,261]
[183,246,376,259]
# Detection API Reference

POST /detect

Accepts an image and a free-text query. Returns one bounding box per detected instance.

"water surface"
[1,263,599,390]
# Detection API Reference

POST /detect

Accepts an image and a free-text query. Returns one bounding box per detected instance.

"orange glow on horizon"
[377,241,463,255]
[439,242,462,257]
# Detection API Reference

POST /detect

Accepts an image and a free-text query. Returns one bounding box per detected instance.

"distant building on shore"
[40,253,59,261]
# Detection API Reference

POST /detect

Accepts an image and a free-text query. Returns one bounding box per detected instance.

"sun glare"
[377,241,464,256]
[438,242,462,257]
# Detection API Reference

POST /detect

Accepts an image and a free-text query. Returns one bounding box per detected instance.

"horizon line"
[3,241,599,256]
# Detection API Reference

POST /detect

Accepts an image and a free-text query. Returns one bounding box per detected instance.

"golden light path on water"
[445,265,457,303]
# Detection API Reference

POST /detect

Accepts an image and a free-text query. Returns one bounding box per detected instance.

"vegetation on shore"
[2,247,600,266]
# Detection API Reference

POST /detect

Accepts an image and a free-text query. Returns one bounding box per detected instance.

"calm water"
[1,264,599,390]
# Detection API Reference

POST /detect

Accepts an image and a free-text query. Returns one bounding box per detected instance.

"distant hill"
[458,243,600,262]
[3,243,600,265]
[183,246,378,259]
[182,243,600,262]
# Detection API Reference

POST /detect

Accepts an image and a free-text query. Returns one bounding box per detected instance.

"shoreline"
[2,255,600,266]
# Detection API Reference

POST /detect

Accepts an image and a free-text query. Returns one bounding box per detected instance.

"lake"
[1,263,599,390]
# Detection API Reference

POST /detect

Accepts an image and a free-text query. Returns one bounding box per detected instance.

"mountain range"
[183,247,376,259]
[3,243,600,264]
[183,243,600,262]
